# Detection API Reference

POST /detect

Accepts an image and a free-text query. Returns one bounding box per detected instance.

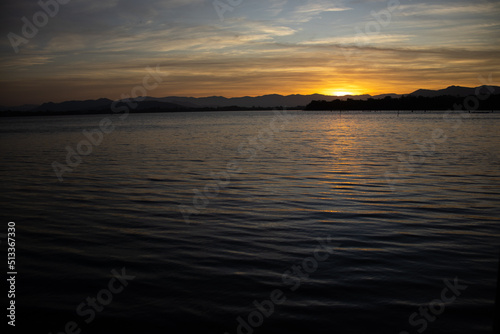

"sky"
[0,0,499,106]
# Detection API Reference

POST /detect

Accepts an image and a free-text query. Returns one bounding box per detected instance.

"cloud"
[295,2,351,15]
[0,0,499,106]
[71,0,120,13]
[46,34,88,52]
[0,54,54,69]
[290,0,351,22]
[267,0,289,16]
[300,34,414,46]
[398,2,500,17]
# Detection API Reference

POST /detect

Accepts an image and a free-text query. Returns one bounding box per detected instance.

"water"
[0,110,499,334]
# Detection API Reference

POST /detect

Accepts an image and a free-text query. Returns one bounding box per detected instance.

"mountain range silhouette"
[1,85,499,113]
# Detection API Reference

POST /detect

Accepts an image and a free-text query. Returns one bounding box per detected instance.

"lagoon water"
[1,110,499,334]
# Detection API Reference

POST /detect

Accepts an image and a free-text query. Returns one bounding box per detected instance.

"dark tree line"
[305,94,500,111]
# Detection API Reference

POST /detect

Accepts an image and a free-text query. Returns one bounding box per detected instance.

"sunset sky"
[1,0,499,106]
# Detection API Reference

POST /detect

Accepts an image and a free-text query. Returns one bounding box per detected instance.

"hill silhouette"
[1,85,499,115]
[306,91,500,111]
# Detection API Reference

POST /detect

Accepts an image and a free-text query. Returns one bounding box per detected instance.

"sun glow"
[332,91,354,96]
[320,88,361,96]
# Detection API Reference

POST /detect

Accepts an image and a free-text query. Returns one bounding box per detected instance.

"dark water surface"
[1,110,499,334]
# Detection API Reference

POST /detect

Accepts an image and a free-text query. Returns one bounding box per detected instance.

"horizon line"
[3,84,498,108]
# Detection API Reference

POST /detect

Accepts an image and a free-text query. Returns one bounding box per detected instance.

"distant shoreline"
[0,106,300,117]
[1,108,498,118]
[305,94,500,111]
[1,93,499,117]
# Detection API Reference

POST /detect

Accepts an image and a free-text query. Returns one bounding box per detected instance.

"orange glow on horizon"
[332,91,354,96]
[319,88,364,97]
